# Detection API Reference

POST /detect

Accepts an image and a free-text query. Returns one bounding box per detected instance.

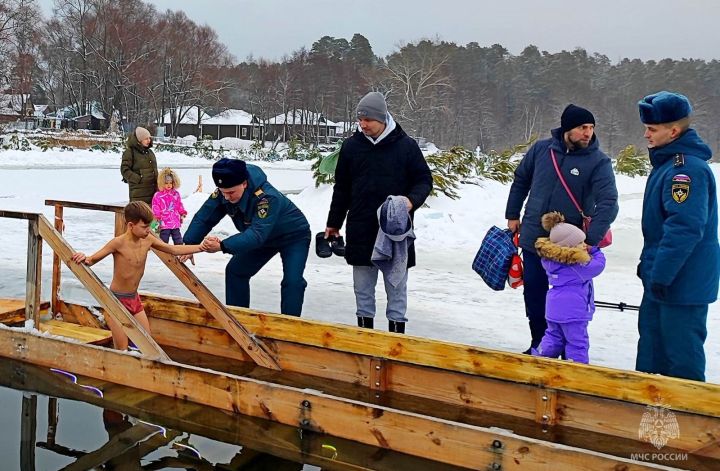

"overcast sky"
[37,0,720,63]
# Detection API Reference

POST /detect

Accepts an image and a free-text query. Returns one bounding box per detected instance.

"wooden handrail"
[44,200,280,370]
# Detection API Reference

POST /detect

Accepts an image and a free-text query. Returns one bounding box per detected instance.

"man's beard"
[568,137,590,150]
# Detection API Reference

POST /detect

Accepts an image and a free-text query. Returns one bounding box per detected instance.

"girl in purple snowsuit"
[531,212,606,363]
[152,168,187,244]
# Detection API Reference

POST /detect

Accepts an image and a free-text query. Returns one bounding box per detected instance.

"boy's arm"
[150,236,203,256]
[72,239,117,266]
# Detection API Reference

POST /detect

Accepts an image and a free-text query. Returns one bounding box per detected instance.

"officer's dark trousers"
[636,294,707,382]
[225,235,310,316]
[522,250,549,349]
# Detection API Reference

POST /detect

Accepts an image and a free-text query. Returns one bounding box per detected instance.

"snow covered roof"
[160,107,210,125]
[267,109,330,126]
[203,109,261,126]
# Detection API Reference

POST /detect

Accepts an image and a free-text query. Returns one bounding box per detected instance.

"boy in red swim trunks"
[71,201,206,350]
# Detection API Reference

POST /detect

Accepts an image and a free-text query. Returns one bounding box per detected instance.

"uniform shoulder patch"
[671,173,691,183]
[210,189,219,199]
[257,197,270,218]
[671,183,690,203]
[673,154,685,167]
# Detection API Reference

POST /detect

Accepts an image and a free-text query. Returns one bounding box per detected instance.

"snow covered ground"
[0,145,718,383]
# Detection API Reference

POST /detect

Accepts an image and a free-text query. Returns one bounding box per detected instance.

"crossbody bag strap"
[550,149,586,218]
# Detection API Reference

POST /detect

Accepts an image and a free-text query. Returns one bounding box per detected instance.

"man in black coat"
[325,92,433,333]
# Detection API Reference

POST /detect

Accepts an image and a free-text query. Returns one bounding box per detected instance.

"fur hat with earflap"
[534,212,591,264]
[157,168,181,191]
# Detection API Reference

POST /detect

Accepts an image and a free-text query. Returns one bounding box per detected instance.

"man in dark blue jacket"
[183,158,311,316]
[636,91,719,382]
[325,92,433,334]
[505,105,618,353]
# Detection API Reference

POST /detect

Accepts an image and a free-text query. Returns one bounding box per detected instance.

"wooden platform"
[39,319,112,345]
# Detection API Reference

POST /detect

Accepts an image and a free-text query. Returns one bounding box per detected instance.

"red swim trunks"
[112,291,144,315]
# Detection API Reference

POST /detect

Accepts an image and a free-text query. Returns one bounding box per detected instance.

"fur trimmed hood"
[535,237,590,265]
[157,168,181,191]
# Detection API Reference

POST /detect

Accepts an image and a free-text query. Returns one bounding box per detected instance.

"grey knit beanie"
[135,127,151,141]
[356,92,387,123]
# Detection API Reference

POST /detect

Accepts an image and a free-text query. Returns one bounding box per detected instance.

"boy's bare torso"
[109,234,153,293]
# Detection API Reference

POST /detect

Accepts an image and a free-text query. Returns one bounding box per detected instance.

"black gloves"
[651,283,669,300]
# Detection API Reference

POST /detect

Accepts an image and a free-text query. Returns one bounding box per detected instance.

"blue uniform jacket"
[505,128,618,253]
[183,165,310,253]
[639,129,719,305]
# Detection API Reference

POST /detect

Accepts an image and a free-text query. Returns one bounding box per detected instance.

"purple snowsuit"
[535,246,606,363]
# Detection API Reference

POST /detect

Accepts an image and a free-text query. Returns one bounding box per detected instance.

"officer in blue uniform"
[636,91,720,381]
[183,158,311,316]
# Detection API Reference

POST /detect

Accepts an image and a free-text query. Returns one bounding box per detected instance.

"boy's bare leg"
[133,310,152,335]
[105,314,129,351]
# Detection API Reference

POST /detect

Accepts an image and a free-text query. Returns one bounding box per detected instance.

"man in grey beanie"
[325,91,433,334]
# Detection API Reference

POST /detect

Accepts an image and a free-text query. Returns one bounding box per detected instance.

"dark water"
[0,359,469,471]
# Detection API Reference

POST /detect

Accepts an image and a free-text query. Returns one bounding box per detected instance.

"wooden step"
[39,319,112,345]
[0,298,50,325]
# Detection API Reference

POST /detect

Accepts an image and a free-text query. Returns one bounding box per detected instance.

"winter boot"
[388,320,405,334]
[357,316,374,329]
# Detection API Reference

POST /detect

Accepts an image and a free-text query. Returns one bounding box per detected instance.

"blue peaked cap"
[638,91,692,124]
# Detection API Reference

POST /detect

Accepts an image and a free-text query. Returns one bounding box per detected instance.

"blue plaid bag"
[472,226,517,291]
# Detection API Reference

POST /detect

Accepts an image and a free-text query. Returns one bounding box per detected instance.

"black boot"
[357,316,374,329]
[388,320,405,334]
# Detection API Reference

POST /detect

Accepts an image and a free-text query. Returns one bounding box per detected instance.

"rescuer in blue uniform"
[183,158,311,316]
[636,91,720,382]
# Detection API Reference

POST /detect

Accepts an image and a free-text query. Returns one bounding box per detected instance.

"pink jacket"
[152,189,187,229]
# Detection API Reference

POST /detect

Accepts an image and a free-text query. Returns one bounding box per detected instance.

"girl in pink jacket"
[152,168,187,244]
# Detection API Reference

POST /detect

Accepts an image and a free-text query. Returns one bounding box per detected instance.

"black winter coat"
[120,133,158,205]
[327,124,433,266]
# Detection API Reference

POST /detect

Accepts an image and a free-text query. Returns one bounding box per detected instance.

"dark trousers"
[636,294,707,382]
[522,250,549,349]
[160,228,183,245]
[225,235,310,317]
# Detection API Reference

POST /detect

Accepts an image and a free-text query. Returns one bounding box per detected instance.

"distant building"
[160,106,210,137]
[264,109,337,143]
[201,109,264,141]
[0,94,33,124]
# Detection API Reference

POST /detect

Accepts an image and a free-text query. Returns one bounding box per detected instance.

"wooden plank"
[140,294,720,419]
[45,199,124,213]
[0,209,40,220]
[36,215,169,361]
[0,300,50,325]
[39,319,112,345]
[51,204,64,315]
[2,360,463,471]
[150,243,280,370]
[25,217,42,326]
[0,330,669,471]
[54,300,103,329]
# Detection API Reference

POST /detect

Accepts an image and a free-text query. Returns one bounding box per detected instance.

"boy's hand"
[178,254,195,265]
[71,252,88,264]
[201,236,222,253]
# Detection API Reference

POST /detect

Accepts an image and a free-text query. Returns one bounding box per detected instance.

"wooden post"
[195,175,203,193]
[51,205,64,315]
[21,394,37,471]
[47,398,58,447]
[113,210,125,237]
[25,217,42,327]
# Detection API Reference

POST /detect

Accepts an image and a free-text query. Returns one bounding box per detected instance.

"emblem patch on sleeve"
[257,198,269,218]
[210,189,219,199]
[672,174,691,183]
[671,183,689,203]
